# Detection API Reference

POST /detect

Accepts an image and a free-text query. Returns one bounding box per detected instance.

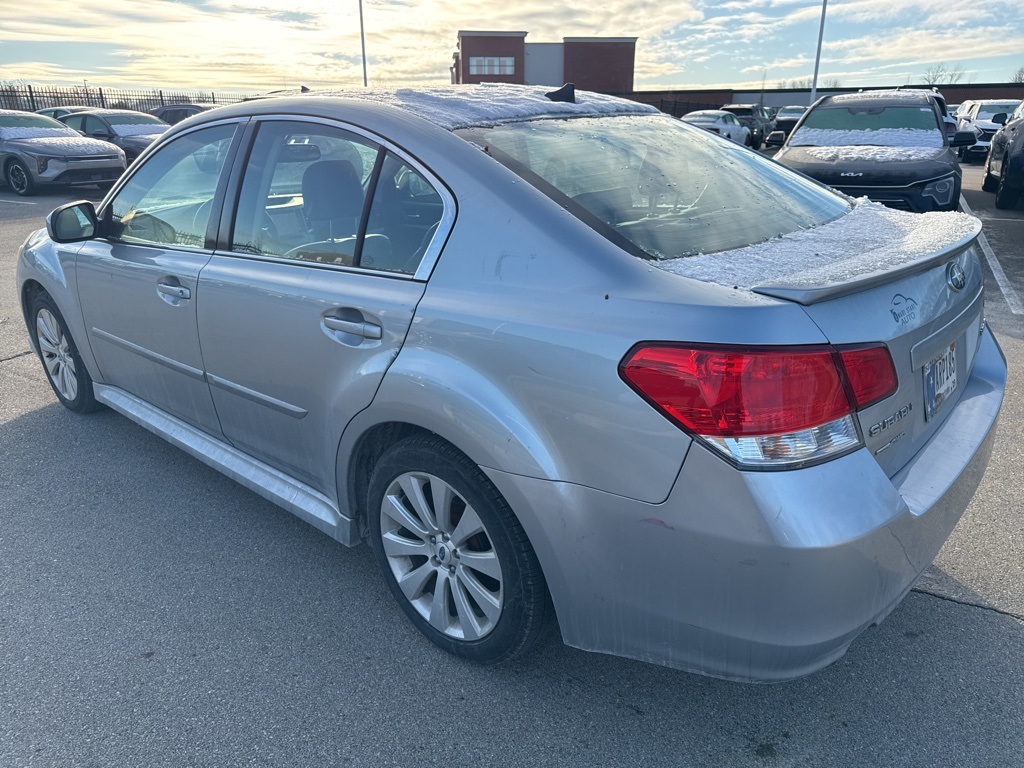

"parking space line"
[0,199,38,205]
[960,195,1024,315]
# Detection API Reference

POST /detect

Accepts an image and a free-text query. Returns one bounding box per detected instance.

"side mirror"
[46,201,98,243]
[765,130,786,147]
[951,131,978,148]
[992,113,1008,126]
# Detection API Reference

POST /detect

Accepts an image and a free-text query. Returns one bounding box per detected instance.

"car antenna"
[545,83,576,103]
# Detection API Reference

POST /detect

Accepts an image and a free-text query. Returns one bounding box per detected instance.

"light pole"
[809,0,828,105]
[358,0,368,87]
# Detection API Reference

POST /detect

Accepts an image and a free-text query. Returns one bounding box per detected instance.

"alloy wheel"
[36,308,79,401]
[379,471,504,641]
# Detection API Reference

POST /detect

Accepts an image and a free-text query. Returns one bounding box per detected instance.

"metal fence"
[0,84,253,112]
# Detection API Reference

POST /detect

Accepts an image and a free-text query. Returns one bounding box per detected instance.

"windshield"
[0,113,77,139]
[977,102,1020,120]
[107,114,168,137]
[457,114,849,260]
[790,104,943,148]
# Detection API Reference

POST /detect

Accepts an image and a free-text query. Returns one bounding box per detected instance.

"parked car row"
[16,84,1005,682]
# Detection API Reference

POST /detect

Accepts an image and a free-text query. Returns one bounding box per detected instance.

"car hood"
[775,145,958,185]
[4,135,122,157]
[972,119,1002,131]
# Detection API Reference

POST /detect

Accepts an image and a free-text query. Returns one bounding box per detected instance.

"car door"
[196,118,452,495]
[75,121,243,433]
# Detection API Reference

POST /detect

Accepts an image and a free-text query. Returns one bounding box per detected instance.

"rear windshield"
[457,114,848,260]
[722,107,753,116]
[790,104,943,148]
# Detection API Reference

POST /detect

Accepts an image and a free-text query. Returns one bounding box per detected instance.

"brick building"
[451,31,636,93]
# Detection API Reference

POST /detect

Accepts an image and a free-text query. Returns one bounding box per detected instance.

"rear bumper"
[486,326,1005,682]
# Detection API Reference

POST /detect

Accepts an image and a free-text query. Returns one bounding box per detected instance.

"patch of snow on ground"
[803,146,945,162]
[656,199,979,290]
[790,127,943,148]
[284,84,660,130]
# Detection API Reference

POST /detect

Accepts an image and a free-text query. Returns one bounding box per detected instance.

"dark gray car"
[17,85,1005,682]
[0,110,126,196]
[770,90,976,212]
[59,109,169,163]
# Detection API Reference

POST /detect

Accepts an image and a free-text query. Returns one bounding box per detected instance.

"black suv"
[59,109,169,163]
[720,104,774,149]
[768,90,976,212]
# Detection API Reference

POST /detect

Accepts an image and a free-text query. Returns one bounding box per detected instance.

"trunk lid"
[660,200,984,478]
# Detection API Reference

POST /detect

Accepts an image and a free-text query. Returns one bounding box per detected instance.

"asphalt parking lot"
[1,166,1023,767]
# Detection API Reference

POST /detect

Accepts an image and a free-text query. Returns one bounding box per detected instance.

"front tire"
[28,293,101,413]
[367,435,552,664]
[5,158,36,196]
[982,160,998,193]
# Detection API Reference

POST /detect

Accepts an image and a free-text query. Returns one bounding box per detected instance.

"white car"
[956,99,1023,162]
[680,110,752,145]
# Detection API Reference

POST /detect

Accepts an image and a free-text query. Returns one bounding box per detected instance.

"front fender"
[16,231,100,378]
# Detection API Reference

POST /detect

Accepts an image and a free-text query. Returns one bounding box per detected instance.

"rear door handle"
[324,316,382,340]
[157,281,191,300]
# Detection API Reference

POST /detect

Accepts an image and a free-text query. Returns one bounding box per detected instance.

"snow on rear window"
[111,123,166,137]
[656,199,979,290]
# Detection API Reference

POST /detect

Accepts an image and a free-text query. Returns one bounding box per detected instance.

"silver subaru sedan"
[16,85,1005,682]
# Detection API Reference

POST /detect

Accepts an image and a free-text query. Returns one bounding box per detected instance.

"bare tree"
[1012,65,1024,84]
[921,62,965,85]
[822,77,843,89]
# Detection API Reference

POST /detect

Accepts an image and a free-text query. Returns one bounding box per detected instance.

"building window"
[469,56,514,76]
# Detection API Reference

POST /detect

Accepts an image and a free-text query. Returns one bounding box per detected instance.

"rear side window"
[231,120,443,274]
[457,114,848,260]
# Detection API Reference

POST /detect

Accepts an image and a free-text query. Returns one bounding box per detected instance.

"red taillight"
[619,343,897,438]
[838,344,898,408]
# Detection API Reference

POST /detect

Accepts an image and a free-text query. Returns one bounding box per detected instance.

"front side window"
[83,116,108,137]
[106,123,237,248]
[457,114,848,260]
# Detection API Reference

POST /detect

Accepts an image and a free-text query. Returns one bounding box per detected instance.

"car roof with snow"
[234,84,660,131]
[822,91,933,108]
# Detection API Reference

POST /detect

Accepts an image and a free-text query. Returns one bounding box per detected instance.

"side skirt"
[94,383,360,546]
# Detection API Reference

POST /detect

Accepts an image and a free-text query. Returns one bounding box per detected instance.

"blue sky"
[1,0,1022,93]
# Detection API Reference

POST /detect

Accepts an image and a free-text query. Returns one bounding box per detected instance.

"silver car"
[16,85,1005,682]
[1,110,126,196]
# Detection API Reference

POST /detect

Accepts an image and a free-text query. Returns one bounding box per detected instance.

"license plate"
[924,340,957,420]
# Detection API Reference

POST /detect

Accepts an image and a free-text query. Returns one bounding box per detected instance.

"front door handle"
[324,316,382,340]
[157,281,191,300]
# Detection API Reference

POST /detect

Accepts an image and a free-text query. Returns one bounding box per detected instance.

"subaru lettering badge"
[947,262,966,292]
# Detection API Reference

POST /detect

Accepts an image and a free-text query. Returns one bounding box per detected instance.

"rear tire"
[367,434,552,664]
[994,157,1020,210]
[981,162,998,193]
[28,293,102,413]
